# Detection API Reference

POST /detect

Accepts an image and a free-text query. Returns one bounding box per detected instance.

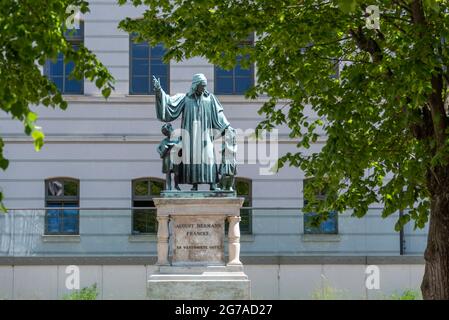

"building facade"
[0,0,428,299]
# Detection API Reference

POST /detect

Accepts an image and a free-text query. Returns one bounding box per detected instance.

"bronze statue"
[157,123,182,191]
[219,127,237,191]
[153,73,235,191]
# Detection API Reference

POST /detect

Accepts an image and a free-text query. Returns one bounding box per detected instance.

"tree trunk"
[421,168,449,299]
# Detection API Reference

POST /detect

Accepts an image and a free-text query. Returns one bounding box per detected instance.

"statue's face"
[196,81,207,94]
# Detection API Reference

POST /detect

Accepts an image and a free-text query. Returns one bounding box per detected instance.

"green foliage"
[0,0,115,208]
[389,289,423,300]
[311,278,350,300]
[119,0,449,230]
[63,284,98,300]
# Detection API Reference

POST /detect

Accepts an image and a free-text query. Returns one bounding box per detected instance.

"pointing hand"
[152,75,161,91]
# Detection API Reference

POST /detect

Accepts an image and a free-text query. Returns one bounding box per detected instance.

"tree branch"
[411,0,426,25]
[349,26,383,63]
[429,74,448,148]
[392,0,413,14]
[301,37,352,50]
[409,0,448,148]
[382,14,410,35]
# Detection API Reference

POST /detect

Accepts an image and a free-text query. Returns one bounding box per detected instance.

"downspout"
[399,209,405,255]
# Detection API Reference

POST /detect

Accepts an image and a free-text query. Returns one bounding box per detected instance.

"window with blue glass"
[215,36,254,95]
[130,36,169,95]
[45,178,80,235]
[330,59,340,79]
[235,178,252,234]
[303,178,338,234]
[223,178,252,235]
[44,22,84,94]
[132,178,164,234]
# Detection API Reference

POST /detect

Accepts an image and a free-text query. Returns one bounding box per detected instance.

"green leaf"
[101,87,112,99]
[0,158,9,170]
[337,0,358,13]
[0,201,7,213]
[27,112,38,123]
[395,214,411,232]
[31,130,45,151]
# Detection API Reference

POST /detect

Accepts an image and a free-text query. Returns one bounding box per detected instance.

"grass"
[311,274,423,300]
[311,275,351,300]
[388,289,422,300]
[63,283,98,300]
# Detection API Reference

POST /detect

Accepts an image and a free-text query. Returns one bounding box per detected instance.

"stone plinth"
[148,266,250,300]
[147,193,251,300]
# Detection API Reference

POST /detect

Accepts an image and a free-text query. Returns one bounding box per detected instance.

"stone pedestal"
[147,192,251,300]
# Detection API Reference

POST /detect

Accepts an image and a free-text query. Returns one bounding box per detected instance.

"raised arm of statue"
[152,75,162,98]
[153,75,186,122]
[152,75,164,118]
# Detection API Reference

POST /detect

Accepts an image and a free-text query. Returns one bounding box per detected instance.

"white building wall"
[0,0,428,258]
[0,262,425,300]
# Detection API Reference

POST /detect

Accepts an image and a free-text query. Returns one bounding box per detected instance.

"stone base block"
[148,266,251,300]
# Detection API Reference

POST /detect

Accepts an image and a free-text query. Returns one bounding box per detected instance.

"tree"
[0,0,114,209]
[119,0,449,299]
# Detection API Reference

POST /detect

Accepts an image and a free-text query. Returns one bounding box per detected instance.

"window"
[44,22,84,94]
[235,178,252,234]
[130,35,169,94]
[330,59,340,79]
[132,178,164,234]
[214,35,254,95]
[45,178,80,235]
[303,178,338,234]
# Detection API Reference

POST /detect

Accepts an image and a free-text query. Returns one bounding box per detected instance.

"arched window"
[44,21,84,94]
[45,177,80,235]
[129,34,170,95]
[132,177,164,234]
[303,178,338,234]
[235,177,252,234]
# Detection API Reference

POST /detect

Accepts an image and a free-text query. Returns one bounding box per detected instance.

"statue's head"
[189,73,208,96]
[161,123,173,137]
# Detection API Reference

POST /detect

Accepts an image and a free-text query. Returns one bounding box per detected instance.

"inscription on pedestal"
[172,216,225,265]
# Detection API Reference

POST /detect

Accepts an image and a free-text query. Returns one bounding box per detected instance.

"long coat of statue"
[154,73,230,185]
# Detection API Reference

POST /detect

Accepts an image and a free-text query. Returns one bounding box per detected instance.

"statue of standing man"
[153,73,233,191]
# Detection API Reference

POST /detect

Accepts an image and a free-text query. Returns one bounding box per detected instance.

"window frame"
[131,177,165,234]
[235,177,253,234]
[214,35,255,95]
[330,58,340,79]
[129,35,170,95]
[44,177,80,235]
[44,21,85,95]
[302,178,338,235]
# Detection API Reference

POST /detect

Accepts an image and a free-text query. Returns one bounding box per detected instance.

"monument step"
[149,274,248,281]
[158,265,244,274]
[148,277,251,300]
